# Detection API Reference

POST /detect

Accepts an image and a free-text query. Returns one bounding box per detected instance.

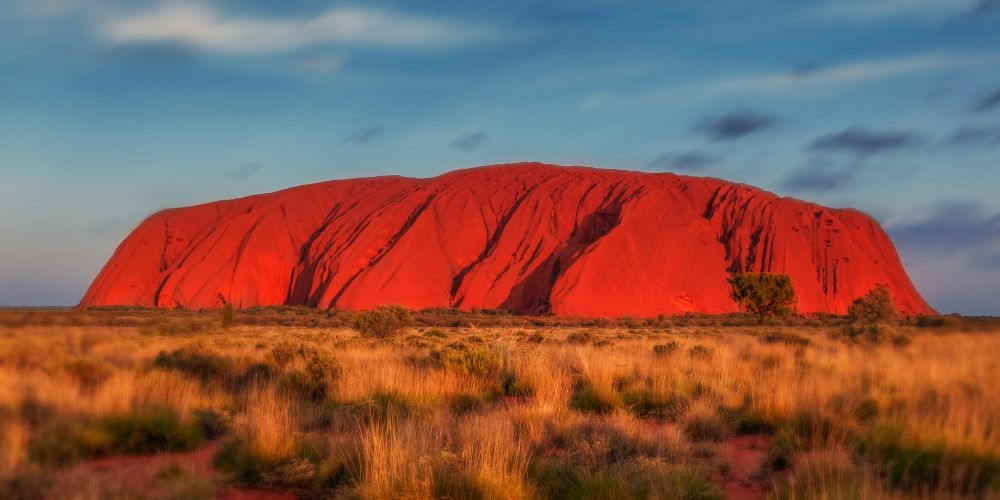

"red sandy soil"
[715,434,772,500]
[81,162,933,317]
[55,442,296,499]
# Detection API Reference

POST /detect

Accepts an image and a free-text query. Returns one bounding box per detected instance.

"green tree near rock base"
[727,273,797,324]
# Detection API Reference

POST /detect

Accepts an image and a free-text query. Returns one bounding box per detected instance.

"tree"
[848,285,897,325]
[727,273,797,324]
[217,293,234,329]
[351,305,411,339]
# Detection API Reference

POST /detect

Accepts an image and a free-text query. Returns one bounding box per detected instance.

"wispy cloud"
[948,123,1000,145]
[816,0,977,21]
[298,54,345,74]
[582,51,1000,109]
[808,127,923,156]
[649,151,718,172]
[225,162,263,180]
[695,109,779,142]
[342,126,382,145]
[703,52,997,95]
[101,4,510,54]
[974,86,1000,112]
[450,132,490,151]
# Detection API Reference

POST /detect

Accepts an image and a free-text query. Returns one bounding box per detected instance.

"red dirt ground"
[55,442,297,499]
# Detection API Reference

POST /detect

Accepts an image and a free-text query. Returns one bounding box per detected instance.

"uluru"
[80,163,933,317]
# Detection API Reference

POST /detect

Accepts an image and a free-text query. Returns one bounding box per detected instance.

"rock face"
[81,163,934,316]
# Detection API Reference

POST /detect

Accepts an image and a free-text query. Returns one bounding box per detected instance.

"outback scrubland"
[0,307,998,499]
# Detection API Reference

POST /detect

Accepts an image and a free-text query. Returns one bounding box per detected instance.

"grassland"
[0,308,998,499]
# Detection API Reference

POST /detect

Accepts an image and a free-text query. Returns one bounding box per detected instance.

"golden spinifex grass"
[0,312,998,499]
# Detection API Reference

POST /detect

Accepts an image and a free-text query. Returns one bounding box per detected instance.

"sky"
[0,0,998,314]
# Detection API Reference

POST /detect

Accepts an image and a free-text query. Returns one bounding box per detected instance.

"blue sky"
[1,0,999,314]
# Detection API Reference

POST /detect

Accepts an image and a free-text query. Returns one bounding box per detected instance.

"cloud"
[779,158,854,192]
[99,41,198,64]
[225,162,263,180]
[449,132,489,151]
[704,52,1000,95]
[888,201,1000,265]
[974,86,1000,112]
[808,127,923,156]
[948,123,1000,145]
[695,109,779,141]
[298,54,345,74]
[971,0,1000,14]
[649,151,718,171]
[817,0,977,21]
[580,50,1000,110]
[101,4,509,55]
[342,126,382,145]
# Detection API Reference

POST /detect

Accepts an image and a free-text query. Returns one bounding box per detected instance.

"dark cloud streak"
[450,132,489,151]
[342,126,382,144]
[694,109,779,142]
[649,151,717,171]
[808,127,922,157]
[225,162,263,180]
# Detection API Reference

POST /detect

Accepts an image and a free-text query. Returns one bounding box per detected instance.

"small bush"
[423,329,448,339]
[623,390,689,421]
[683,411,729,442]
[570,382,620,414]
[99,408,203,454]
[429,346,502,378]
[566,330,595,345]
[153,347,235,383]
[856,424,1000,495]
[61,357,113,390]
[155,463,216,500]
[351,305,410,339]
[759,330,810,347]
[688,345,713,360]
[280,354,340,402]
[0,469,52,500]
[652,341,679,357]
[193,408,230,440]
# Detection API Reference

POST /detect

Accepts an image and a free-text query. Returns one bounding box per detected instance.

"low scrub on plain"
[0,309,997,499]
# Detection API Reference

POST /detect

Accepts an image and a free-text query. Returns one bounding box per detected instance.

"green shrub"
[61,357,113,391]
[683,412,728,442]
[430,346,503,378]
[423,329,448,339]
[849,286,897,325]
[759,330,810,347]
[623,390,689,421]
[0,469,52,500]
[193,408,229,440]
[566,331,595,345]
[99,408,203,454]
[718,405,774,434]
[501,373,534,398]
[139,318,214,336]
[652,341,679,357]
[351,305,410,339]
[28,409,202,465]
[728,273,797,324]
[688,345,713,360]
[153,347,235,383]
[856,424,1000,495]
[155,463,216,500]
[280,354,339,402]
[570,382,620,414]
[450,393,490,414]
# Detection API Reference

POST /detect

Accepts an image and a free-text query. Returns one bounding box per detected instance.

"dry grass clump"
[0,310,998,498]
